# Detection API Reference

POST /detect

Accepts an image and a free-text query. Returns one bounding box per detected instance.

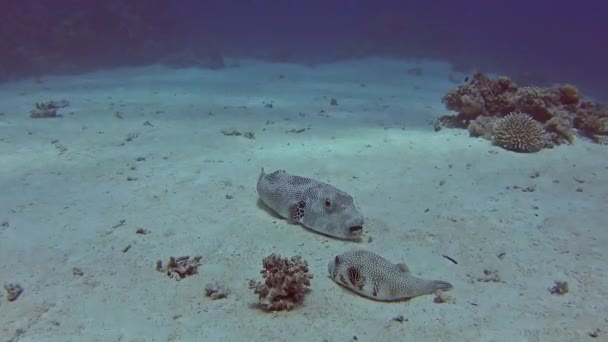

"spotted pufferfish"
[256,168,365,240]
[328,250,453,301]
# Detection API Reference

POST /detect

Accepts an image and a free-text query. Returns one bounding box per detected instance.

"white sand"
[0,58,606,342]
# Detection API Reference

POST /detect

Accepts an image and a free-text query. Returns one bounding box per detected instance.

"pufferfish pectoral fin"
[347,265,366,290]
[288,200,306,223]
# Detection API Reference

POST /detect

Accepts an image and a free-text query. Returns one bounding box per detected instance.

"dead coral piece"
[156,255,202,281]
[222,129,256,140]
[135,227,149,235]
[588,328,601,338]
[433,291,455,304]
[29,99,70,118]
[475,269,503,283]
[248,253,313,311]
[243,131,256,140]
[549,280,569,295]
[222,129,242,136]
[204,281,231,300]
[4,283,24,302]
[492,112,547,152]
[440,72,608,146]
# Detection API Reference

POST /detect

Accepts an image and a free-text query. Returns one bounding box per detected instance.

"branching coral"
[248,253,312,311]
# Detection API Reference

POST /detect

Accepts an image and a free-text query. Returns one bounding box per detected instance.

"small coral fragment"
[204,281,231,300]
[156,255,202,280]
[4,283,24,302]
[248,253,312,311]
[29,99,70,118]
[548,280,569,295]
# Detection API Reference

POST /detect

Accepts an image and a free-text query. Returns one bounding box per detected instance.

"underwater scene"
[1,1,607,341]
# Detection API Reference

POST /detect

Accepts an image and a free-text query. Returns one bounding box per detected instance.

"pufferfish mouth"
[348,226,363,235]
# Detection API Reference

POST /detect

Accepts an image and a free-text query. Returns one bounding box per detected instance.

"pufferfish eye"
[324,199,332,207]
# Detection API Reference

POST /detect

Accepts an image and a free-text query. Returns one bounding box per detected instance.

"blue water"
[1,0,606,99]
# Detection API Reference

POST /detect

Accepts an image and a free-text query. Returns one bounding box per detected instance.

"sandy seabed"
[0,58,606,342]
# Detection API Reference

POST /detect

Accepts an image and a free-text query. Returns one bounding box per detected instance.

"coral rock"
[557,84,581,105]
[467,116,496,139]
[544,115,576,145]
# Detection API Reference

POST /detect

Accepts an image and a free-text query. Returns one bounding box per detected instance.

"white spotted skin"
[256,168,364,240]
[328,250,453,301]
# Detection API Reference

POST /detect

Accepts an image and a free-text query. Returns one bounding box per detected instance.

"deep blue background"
[1,0,606,99]
[175,0,607,97]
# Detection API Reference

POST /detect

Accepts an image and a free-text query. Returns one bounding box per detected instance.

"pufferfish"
[256,168,365,240]
[328,250,453,301]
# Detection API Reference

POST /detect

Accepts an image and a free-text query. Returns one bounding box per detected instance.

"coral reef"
[156,255,202,281]
[437,73,608,145]
[248,253,312,311]
[491,113,547,153]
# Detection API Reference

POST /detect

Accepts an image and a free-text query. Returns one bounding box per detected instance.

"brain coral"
[492,112,547,152]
